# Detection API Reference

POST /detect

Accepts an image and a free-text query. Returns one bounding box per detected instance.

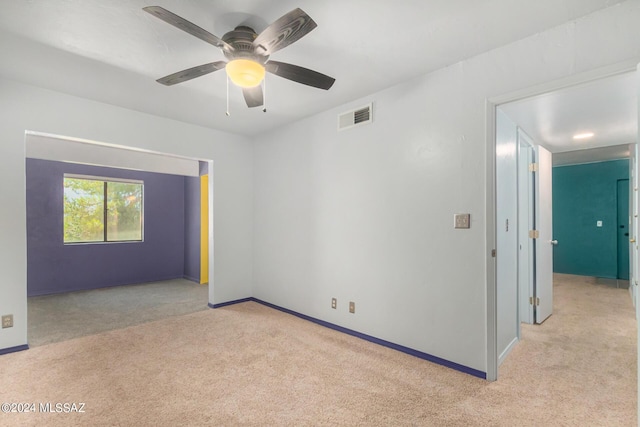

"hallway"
[496,273,636,424]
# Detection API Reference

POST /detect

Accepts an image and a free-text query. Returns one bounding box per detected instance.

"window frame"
[63,173,145,245]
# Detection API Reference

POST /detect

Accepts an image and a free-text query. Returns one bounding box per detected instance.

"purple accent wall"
[183,177,200,282]
[26,158,188,296]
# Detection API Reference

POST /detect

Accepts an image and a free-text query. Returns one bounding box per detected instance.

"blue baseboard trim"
[0,344,29,356]
[209,297,253,309]
[211,297,486,379]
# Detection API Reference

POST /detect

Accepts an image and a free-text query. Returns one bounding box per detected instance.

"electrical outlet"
[2,315,13,329]
[454,213,471,229]
[349,302,355,314]
[331,298,337,309]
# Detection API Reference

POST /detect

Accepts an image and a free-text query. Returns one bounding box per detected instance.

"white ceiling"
[0,0,627,136]
[499,71,637,165]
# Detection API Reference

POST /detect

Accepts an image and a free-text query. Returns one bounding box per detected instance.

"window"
[63,175,143,243]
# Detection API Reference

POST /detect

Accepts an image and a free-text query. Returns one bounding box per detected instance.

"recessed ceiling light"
[573,132,594,140]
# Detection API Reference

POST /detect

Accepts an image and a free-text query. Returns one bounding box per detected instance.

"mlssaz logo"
[40,402,86,413]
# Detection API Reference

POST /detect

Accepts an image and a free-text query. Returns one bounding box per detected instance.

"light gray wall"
[252,1,640,373]
[26,133,201,177]
[0,78,253,351]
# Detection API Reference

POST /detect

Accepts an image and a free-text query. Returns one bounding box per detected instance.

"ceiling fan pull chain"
[263,75,267,113]
[225,75,230,116]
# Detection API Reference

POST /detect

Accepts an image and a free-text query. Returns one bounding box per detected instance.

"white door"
[518,130,535,324]
[535,145,554,323]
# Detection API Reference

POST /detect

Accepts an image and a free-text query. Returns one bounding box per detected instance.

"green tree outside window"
[64,177,143,243]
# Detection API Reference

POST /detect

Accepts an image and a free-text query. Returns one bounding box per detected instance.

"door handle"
[631,238,636,243]
[550,240,558,245]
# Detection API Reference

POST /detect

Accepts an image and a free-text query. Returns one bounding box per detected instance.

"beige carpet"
[0,274,635,426]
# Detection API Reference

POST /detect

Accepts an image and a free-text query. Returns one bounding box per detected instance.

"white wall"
[496,110,518,364]
[253,1,640,373]
[0,78,253,351]
[26,133,201,177]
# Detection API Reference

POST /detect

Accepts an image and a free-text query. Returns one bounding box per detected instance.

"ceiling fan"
[143,6,335,110]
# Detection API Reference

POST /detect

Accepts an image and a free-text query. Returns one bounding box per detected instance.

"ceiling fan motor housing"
[222,26,268,63]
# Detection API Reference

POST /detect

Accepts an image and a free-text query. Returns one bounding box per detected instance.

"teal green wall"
[553,159,629,278]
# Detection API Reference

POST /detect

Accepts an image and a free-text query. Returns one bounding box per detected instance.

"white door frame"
[630,146,638,305]
[636,64,640,427]
[485,59,639,382]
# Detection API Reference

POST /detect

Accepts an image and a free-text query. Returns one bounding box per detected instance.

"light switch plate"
[454,213,471,229]
[2,315,13,329]
[349,302,355,314]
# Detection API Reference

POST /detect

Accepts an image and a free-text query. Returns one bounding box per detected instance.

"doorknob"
[550,240,558,245]
[631,238,637,243]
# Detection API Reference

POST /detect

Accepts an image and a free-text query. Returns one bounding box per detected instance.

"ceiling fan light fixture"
[226,59,265,88]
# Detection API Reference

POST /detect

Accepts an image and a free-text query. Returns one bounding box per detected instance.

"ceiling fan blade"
[253,8,317,55]
[266,61,335,90]
[143,6,233,51]
[242,86,264,108]
[156,61,226,86]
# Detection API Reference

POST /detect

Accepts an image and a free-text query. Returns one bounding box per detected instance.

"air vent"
[338,103,373,131]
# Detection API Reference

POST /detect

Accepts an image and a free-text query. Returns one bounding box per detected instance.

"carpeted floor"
[28,279,209,347]
[0,274,636,426]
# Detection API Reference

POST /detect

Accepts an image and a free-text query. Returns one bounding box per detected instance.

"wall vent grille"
[338,103,373,131]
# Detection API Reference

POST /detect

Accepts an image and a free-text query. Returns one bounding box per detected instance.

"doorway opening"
[24,131,214,347]
[488,62,638,381]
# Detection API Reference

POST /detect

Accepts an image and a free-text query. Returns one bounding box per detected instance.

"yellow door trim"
[200,174,209,284]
